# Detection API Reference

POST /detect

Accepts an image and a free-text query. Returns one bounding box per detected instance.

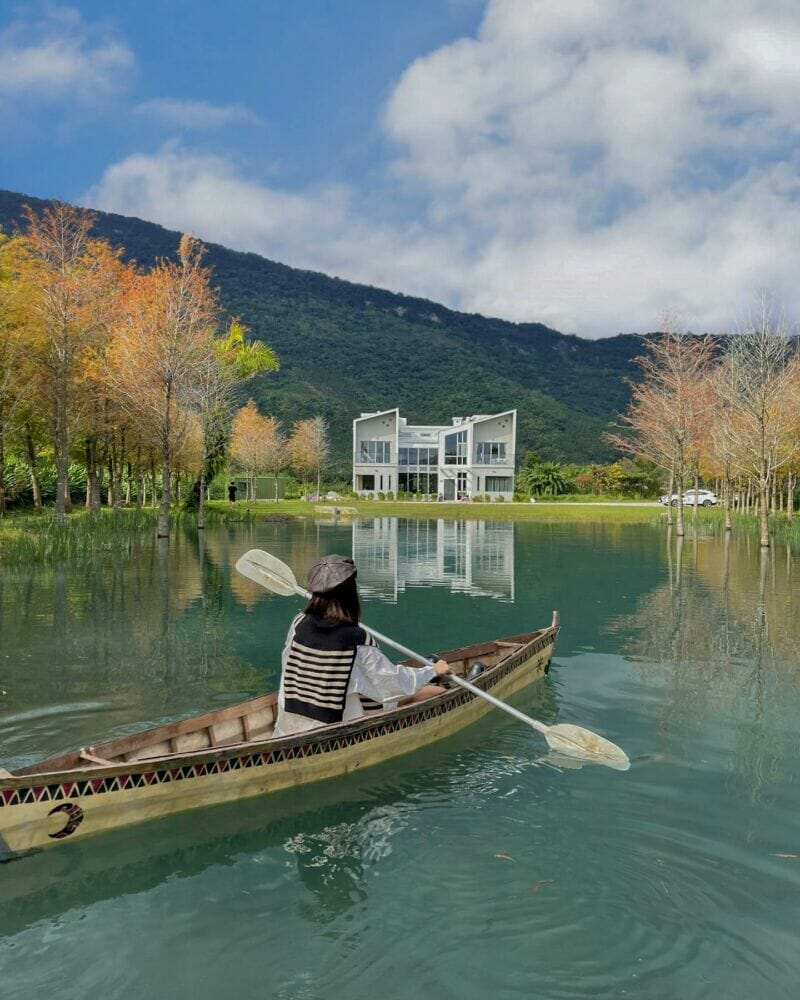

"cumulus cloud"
[87,0,800,336]
[0,5,134,100]
[133,98,262,130]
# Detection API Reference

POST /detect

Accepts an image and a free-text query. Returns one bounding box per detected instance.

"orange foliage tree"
[12,204,123,521]
[109,235,218,537]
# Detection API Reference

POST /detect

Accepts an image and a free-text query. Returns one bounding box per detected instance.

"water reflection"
[610,529,800,797]
[352,518,515,603]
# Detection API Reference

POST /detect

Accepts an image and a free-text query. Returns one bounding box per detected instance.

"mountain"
[0,188,643,468]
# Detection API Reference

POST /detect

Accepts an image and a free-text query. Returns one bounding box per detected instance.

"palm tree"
[521,461,567,496]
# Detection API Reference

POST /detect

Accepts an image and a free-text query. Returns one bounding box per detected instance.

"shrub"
[495,494,505,502]
[386,491,394,501]
[377,491,385,501]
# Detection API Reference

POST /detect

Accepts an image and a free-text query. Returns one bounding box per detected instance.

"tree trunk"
[53,380,70,523]
[724,477,732,532]
[771,472,777,515]
[85,441,93,508]
[112,430,125,510]
[0,424,6,518]
[158,452,171,538]
[158,388,172,539]
[25,431,42,511]
[107,459,114,507]
[665,467,674,527]
[198,466,206,530]
[675,455,685,537]
[788,473,794,521]
[693,469,699,519]
[759,484,770,548]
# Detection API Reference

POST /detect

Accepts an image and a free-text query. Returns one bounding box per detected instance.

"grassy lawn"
[207,498,667,524]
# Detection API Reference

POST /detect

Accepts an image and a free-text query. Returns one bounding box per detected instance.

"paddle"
[235,548,630,769]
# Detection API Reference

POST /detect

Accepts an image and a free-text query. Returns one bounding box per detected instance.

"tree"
[0,230,28,517]
[109,235,218,538]
[13,204,123,521]
[715,301,799,548]
[230,400,285,500]
[519,460,568,496]
[189,320,278,527]
[289,416,329,498]
[608,319,716,535]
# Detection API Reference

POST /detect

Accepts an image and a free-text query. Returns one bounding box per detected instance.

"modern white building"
[352,408,516,501]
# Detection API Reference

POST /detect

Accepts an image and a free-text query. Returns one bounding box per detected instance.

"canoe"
[0,612,559,859]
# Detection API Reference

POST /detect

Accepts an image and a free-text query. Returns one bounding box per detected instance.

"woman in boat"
[273,554,450,738]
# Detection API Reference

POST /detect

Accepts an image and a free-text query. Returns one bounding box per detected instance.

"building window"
[476,441,507,464]
[399,446,437,466]
[444,430,468,465]
[360,475,375,491]
[486,476,513,493]
[398,472,438,494]
[359,440,391,463]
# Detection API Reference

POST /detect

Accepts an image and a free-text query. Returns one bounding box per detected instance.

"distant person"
[273,554,450,738]
[228,481,238,506]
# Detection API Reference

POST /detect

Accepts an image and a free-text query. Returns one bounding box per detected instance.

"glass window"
[359,440,391,463]
[486,476,513,493]
[399,447,408,466]
[444,430,467,465]
[360,475,375,490]
[477,441,507,464]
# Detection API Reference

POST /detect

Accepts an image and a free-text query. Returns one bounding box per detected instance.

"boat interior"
[11,630,545,777]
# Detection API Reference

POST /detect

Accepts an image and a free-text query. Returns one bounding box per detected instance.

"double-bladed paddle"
[235,548,630,770]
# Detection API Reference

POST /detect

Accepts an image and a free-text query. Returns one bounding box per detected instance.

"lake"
[1,516,799,999]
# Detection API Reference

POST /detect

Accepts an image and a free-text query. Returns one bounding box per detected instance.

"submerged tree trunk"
[724,477,733,532]
[759,484,770,548]
[198,466,206,530]
[665,467,674,527]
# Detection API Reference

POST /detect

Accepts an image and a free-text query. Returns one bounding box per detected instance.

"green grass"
[208,498,665,524]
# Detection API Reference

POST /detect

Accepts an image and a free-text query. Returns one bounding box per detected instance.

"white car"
[659,489,718,507]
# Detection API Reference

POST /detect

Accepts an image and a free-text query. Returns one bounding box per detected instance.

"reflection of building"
[352,409,516,501]
[352,518,515,602]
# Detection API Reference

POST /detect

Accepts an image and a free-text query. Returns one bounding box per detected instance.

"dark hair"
[305,573,361,624]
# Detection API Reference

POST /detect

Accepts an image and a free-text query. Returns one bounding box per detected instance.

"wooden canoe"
[0,612,559,859]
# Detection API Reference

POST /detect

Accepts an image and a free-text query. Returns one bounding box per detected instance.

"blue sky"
[2,1,799,337]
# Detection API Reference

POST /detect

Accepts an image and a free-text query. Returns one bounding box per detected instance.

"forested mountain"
[0,188,643,467]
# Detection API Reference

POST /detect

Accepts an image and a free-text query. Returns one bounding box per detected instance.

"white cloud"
[87,0,800,337]
[133,98,262,130]
[0,5,133,100]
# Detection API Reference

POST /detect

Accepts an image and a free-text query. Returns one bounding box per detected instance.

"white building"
[352,408,516,501]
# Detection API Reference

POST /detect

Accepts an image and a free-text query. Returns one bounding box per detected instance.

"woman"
[273,554,450,738]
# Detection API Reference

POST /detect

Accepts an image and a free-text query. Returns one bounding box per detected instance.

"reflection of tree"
[610,531,799,797]
[0,525,261,763]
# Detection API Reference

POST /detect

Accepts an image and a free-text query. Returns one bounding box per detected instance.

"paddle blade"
[235,549,304,597]
[544,724,630,771]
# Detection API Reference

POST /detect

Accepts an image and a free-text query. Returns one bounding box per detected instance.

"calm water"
[1,517,799,999]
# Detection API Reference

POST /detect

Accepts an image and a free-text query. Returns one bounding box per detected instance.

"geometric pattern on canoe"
[0,635,553,810]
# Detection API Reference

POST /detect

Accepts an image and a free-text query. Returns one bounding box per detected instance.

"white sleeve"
[351,645,437,703]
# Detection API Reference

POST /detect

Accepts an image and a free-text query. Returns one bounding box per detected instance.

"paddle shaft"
[291,582,549,736]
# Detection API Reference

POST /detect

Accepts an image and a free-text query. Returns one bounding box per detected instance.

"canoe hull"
[0,626,556,858]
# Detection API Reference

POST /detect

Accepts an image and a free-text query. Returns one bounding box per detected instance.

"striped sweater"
[283,614,377,724]
[274,613,437,736]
